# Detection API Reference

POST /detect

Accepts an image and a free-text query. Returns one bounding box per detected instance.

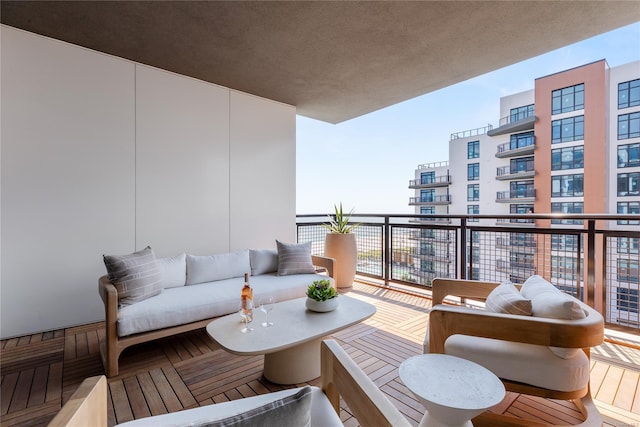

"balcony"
[495,140,535,158]
[409,195,451,205]
[496,163,535,181]
[411,248,453,262]
[496,188,536,203]
[408,175,451,189]
[495,236,537,252]
[487,111,536,136]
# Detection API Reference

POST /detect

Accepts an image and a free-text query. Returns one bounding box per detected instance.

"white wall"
[0,26,296,338]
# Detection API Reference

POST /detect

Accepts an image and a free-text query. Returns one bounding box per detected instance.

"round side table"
[399,354,505,427]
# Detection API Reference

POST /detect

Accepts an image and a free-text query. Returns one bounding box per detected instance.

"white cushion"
[249,249,279,275]
[485,281,532,315]
[186,250,250,285]
[157,253,186,288]
[520,275,561,299]
[444,334,590,392]
[115,386,342,427]
[117,272,329,336]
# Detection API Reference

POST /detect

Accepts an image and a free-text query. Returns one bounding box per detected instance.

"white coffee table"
[206,296,376,384]
[399,354,505,427]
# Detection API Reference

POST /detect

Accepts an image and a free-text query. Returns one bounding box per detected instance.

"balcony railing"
[409,175,451,188]
[409,195,451,205]
[297,213,640,332]
[496,189,536,202]
[496,161,535,180]
[495,140,536,158]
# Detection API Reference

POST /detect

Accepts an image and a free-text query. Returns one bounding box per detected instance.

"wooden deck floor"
[1,282,639,426]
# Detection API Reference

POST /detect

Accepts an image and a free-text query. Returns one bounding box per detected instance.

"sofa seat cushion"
[115,386,342,427]
[117,273,330,337]
[444,334,590,392]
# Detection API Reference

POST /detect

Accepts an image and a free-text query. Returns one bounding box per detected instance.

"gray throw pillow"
[193,386,312,427]
[276,241,315,276]
[103,246,163,307]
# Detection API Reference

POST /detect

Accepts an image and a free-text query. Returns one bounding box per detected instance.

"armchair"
[426,278,604,427]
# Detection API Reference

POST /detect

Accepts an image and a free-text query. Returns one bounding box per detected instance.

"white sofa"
[99,246,334,377]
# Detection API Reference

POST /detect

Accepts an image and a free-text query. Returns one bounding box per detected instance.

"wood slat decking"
[1,282,639,426]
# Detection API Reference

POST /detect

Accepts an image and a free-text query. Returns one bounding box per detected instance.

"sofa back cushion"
[103,246,163,307]
[157,253,187,288]
[249,249,279,275]
[186,250,250,285]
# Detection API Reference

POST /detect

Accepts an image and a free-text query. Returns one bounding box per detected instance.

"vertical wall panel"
[229,92,296,250]
[0,27,135,338]
[135,66,231,257]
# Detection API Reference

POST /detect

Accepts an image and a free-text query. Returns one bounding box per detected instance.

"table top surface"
[399,354,505,411]
[206,295,376,355]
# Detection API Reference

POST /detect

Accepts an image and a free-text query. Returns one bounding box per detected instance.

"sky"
[296,22,640,215]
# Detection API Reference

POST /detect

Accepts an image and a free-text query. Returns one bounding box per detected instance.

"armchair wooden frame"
[428,278,605,427]
[49,339,410,427]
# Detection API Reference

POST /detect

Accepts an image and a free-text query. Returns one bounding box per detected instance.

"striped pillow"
[486,281,532,316]
[276,241,315,276]
[103,246,163,307]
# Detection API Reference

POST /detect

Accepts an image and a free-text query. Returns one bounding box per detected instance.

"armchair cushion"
[485,281,532,315]
[444,334,590,392]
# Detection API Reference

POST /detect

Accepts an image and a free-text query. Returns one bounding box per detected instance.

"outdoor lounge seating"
[425,277,605,427]
[47,339,411,427]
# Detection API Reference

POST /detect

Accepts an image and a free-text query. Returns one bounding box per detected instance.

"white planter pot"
[305,297,339,312]
[324,233,357,288]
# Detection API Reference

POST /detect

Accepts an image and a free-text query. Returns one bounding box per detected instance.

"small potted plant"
[305,279,339,312]
[323,203,360,289]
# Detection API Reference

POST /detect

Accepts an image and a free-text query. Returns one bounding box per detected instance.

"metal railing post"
[460,218,467,280]
[586,219,596,307]
[384,216,390,286]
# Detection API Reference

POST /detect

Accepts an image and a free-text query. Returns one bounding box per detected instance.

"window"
[619,79,640,109]
[510,131,534,150]
[420,206,435,215]
[467,140,480,159]
[552,234,579,251]
[510,252,534,269]
[510,157,534,173]
[510,233,535,247]
[617,288,639,313]
[552,83,584,114]
[552,255,580,280]
[551,174,584,197]
[510,180,534,198]
[420,171,435,184]
[467,184,479,201]
[617,259,640,284]
[467,205,479,222]
[471,246,480,263]
[510,104,534,122]
[552,116,584,143]
[618,112,640,140]
[617,237,639,254]
[617,172,640,196]
[552,146,584,170]
[617,201,640,225]
[551,202,583,225]
[467,163,479,181]
[421,260,435,273]
[420,242,436,257]
[420,189,435,203]
[618,143,640,168]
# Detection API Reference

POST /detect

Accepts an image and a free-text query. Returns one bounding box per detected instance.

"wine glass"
[239,300,254,333]
[259,296,275,327]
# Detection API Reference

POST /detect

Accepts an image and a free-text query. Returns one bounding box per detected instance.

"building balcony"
[496,164,535,181]
[495,141,535,158]
[487,111,536,136]
[411,249,453,262]
[495,218,536,227]
[496,189,536,203]
[408,175,451,188]
[495,237,537,252]
[409,195,451,205]
[495,258,535,273]
[408,217,452,225]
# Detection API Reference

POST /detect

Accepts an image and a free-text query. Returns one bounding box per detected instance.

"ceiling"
[1,1,638,124]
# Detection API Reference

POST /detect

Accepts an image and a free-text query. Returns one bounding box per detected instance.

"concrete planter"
[324,233,357,288]
[305,297,339,312]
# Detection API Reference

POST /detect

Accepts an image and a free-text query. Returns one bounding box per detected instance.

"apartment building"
[409,59,640,326]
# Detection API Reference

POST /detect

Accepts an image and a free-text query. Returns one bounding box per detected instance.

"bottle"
[241,273,253,322]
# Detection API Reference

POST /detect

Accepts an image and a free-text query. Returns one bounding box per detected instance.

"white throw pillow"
[157,253,186,288]
[520,275,562,299]
[485,281,532,315]
[249,249,279,275]
[186,250,251,285]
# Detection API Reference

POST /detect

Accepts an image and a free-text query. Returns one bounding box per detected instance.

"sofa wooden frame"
[98,255,334,377]
[49,339,410,427]
[428,278,605,427]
